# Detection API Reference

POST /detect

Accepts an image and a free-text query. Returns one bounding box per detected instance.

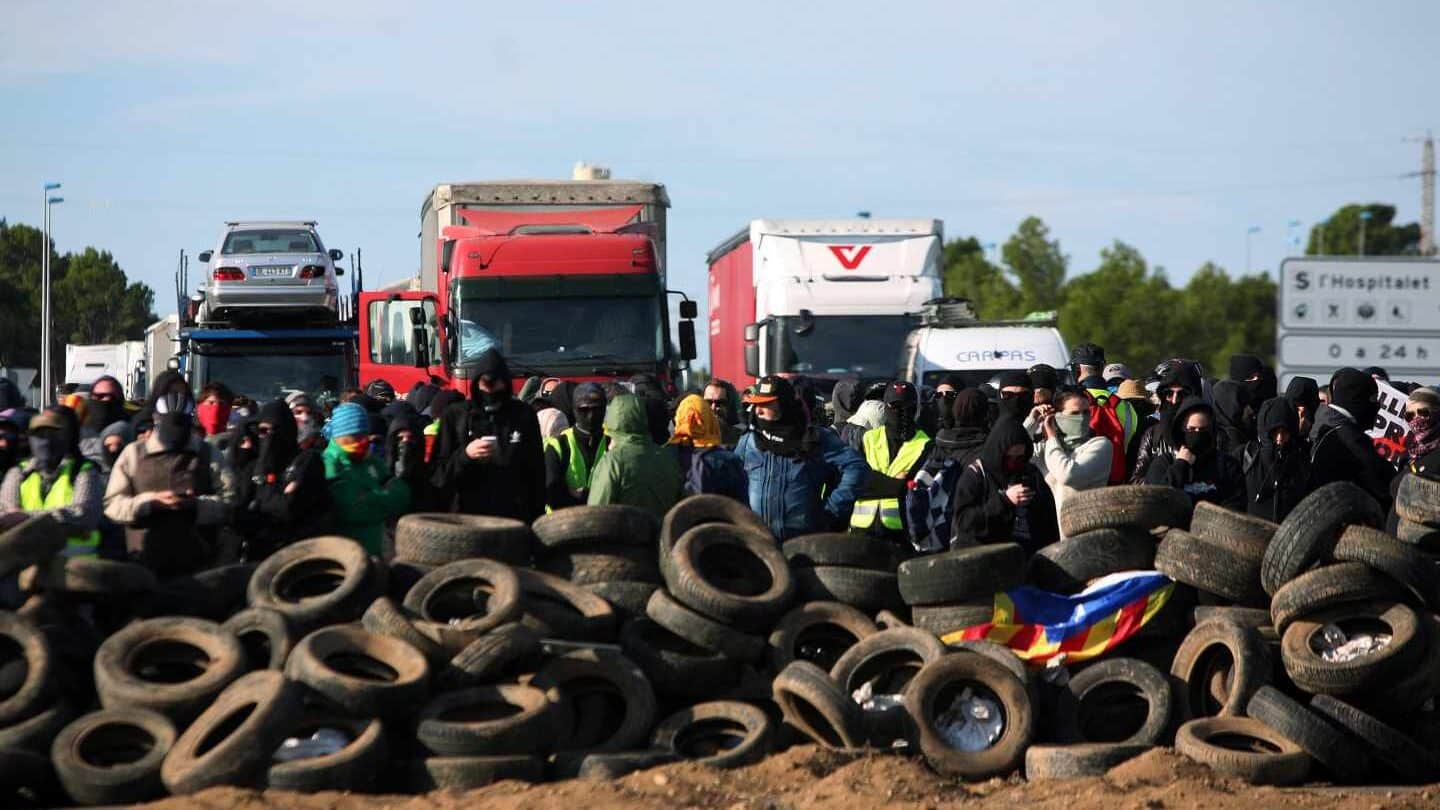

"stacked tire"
[784,532,906,617]
[532,505,663,623]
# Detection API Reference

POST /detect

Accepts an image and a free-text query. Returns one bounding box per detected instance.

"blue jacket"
[734,428,870,541]
[673,445,748,503]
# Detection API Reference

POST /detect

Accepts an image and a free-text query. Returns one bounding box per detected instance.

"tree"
[1002,216,1067,312]
[1306,204,1420,256]
[940,236,1021,320]
[1058,242,1181,371]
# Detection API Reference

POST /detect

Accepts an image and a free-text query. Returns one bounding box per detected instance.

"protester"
[1028,365,1059,408]
[0,377,24,412]
[850,382,932,540]
[1130,359,1204,483]
[1387,387,1440,533]
[830,379,863,432]
[323,402,407,555]
[842,399,886,451]
[668,394,747,501]
[80,375,129,465]
[704,379,745,448]
[586,393,684,519]
[544,383,609,510]
[734,376,869,540]
[196,382,234,441]
[995,371,1033,423]
[1143,396,1245,509]
[1244,397,1310,522]
[1033,387,1113,537]
[1309,367,1396,508]
[365,379,397,406]
[0,406,102,558]
[932,375,963,430]
[1285,376,1321,436]
[242,400,334,559]
[1072,343,1140,456]
[1102,363,1131,389]
[96,421,134,477]
[1209,379,1254,461]
[948,415,1057,552]
[0,409,24,477]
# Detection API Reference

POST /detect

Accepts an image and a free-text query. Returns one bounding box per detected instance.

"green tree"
[940,236,1021,319]
[0,220,50,369]
[1306,204,1420,256]
[1058,242,1180,370]
[1002,216,1067,312]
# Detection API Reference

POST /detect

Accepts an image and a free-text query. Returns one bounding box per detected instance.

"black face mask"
[85,400,123,432]
[1182,429,1214,455]
[1347,401,1381,431]
[574,406,605,437]
[1000,395,1030,420]
[885,405,917,441]
[28,435,59,471]
[478,387,509,414]
[155,413,193,450]
[1129,399,1156,421]
[1160,392,1188,413]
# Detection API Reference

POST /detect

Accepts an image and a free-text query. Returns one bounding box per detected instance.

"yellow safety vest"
[543,428,606,511]
[850,427,930,531]
[19,459,99,558]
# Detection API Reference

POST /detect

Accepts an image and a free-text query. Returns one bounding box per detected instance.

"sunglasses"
[703,398,725,406]
[1407,408,1434,419]
[91,392,119,401]
[998,390,1027,400]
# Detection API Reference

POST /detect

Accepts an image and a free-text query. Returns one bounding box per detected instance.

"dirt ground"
[135,746,1440,810]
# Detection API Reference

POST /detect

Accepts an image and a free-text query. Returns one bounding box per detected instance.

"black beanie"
[1028,364,1059,391]
[997,370,1032,390]
[1329,368,1377,412]
[1229,354,1266,382]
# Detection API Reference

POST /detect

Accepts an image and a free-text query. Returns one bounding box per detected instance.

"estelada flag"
[940,571,1173,667]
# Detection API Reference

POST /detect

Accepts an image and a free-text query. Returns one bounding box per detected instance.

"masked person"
[241,400,334,559]
[385,408,428,509]
[0,406,102,558]
[948,415,1057,552]
[1244,397,1310,523]
[79,375,128,466]
[1072,343,1140,456]
[666,394,747,502]
[1387,387,1440,533]
[850,382,933,540]
[1033,388,1113,538]
[0,409,25,478]
[586,394,684,520]
[1285,376,1321,437]
[322,402,406,555]
[196,382,233,441]
[544,383,609,510]
[1144,396,1245,510]
[97,421,134,478]
[704,380,744,448]
[1230,354,1278,405]
[1210,380,1255,462]
[830,380,863,434]
[995,371,1033,423]
[734,375,869,540]
[431,348,545,521]
[842,399,887,452]
[1130,359,1204,484]
[1309,367,1396,509]
[104,371,236,576]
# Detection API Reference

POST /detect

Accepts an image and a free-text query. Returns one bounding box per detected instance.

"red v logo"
[828,245,871,269]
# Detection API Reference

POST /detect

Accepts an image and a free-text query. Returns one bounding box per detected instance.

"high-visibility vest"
[850,427,930,531]
[543,428,606,509]
[19,459,99,558]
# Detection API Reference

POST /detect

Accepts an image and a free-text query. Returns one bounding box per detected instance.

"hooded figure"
[1284,376,1321,436]
[995,370,1034,422]
[409,382,440,418]
[586,394,684,520]
[848,382,933,539]
[243,399,334,558]
[1144,396,1245,509]
[0,377,24,411]
[667,394,747,502]
[82,375,128,434]
[544,382,610,510]
[0,410,23,477]
[1244,397,1310,522]
[323,402,406,555]
[948,415,1057,553]
[97,420,135,475]
[431,349,545,520]
[1129,360,1205,484]
[422,388,463,462]
[842,400,887,451]
[1228,354,1276,404]
[830,380,862,430]
[226,412,261,511]
[923,389,990,469]
[104,370,236,576]
[385,407,427,504]
[1209,380,1254,461]
[0,406,103,558]
[1309,367,1396,509]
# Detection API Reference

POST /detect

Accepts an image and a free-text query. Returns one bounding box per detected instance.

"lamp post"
[1358,209,1373,256]
[41,183,62,407]
[1246,225,1261,273]
[1287,219,1302,256]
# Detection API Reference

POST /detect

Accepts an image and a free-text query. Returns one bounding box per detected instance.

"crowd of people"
[0,339,1436,596]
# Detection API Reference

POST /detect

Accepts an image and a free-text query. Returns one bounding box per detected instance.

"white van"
[901,299,1070,389]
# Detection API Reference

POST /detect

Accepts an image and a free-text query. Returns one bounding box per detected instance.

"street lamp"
[41,183,62,407]
[1246,225,1261,273]
[1358,209,1374,256]
[1287,219,1302,256]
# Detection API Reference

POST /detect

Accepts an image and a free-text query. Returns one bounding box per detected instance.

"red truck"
[359,177,697,397]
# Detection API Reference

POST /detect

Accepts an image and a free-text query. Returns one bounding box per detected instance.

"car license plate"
[253,266,292,278]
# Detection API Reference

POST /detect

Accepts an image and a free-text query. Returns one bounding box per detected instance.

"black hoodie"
[1129,361,1205,483]
[1243,397,1309,522]
[948,415,1057,553]
[430,349,545,520]
[1144,397,1245,510]
[241,399,332,559]
[1210,380,1254,462]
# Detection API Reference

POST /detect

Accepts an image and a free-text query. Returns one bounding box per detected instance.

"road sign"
[1279,258,1440,332]
[1279,335,1440,370]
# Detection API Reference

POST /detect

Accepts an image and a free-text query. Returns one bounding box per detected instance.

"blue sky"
[3,1,1437,363]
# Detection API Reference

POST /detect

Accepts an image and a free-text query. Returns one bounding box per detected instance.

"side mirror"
[678,320,697,361]
[329,249,344,261]
[198,251,212,263]
[441,240,456,274]
[794,308,815,336]
[679,299,698,320]
[409,307,426,326]
[743,322,761,377]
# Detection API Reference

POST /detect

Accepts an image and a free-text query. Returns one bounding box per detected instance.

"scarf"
[1407,413,1440,460]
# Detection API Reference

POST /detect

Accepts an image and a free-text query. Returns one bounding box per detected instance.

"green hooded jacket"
[586,394,683,521]
[323,440,411,555]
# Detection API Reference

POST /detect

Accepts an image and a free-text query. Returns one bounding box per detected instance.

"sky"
[3,1,1438,364]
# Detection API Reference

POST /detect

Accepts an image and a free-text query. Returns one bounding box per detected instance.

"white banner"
[1368,378,1411,463]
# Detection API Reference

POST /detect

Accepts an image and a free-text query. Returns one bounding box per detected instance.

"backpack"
[1086,389,1128,484]
[906,457,969,553]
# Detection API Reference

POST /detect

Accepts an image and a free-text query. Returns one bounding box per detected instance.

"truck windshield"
[192,343,351,402]
[768,314,913,378]
[454,275,663,370]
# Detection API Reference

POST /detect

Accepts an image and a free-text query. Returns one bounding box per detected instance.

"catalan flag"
[940,571,1174,666]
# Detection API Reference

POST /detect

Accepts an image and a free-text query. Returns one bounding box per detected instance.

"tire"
[402,559,524,647]
[386,559,435,603]
[514,568,618,643]
[0,699,76,753]
[771,660,867,750]
[910,603,995,638]
[285,625,430,717]
[903,653,1034,780]
[51,708,175,806]
[1279,601,1420,696]
[23,557,158,596]
[1174,716,1311,786]
[1059,485,1192,537]
[897,544,1026,607]
[1025,743,1152,780]
[1189,502,1278,547]
[1358,612,1440,719]
[266,712,386,793]
[247,536,379,632]
[793,566,903,612]
[94,617,245,726]
[1333,525,1440,609]
[160,670,305,794]
[410,755,544,790]
[1154,528,1266,606]
[651,700,773,769]
[1170,619,1271,721]
[1192,606,1273,629]
[830,627,947,745]
[1245,685,1370,783]
[1027,529,1155,594]
[1269,562,1410,633]
[530,648,657,753]
[661,494,770,559]
[396,512,534,565]
[1054,657,1171,746]
[767,601,878,675]
[645,589,765,663]
[1396,518,1440,549]
[620,618,740,698]
[533,504,660,550]
[1310,694,1440,783]
[666,523,795,630]
[417,684,556,756]
[585,581,659,623]
[145,563,258,620]
[221,607,294,671]
[1395,473,1440,526]
[781,533,902,570]
[0,514,64,578]
[536,545,661,585]
[948,638,1030,686]
[0,611,54,727]
[361,596,449,666]
[1261,481,1383,595]
[438,623,543,690]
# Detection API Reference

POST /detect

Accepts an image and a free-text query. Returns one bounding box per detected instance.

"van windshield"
[223,230,319,255]
[768,314,912,378]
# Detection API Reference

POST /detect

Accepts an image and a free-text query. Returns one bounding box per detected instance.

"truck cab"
[186,328,357,403]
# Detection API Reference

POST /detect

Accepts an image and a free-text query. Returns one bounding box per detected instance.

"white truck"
[64,342,146,398]
[900,298,1070,388]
